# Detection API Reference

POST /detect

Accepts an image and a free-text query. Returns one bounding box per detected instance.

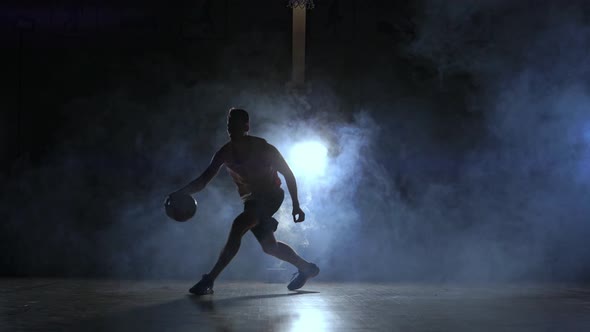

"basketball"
[165,193,197,222]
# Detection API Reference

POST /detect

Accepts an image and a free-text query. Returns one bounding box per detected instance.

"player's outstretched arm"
[270,145,305,223]
[174,149,225,195]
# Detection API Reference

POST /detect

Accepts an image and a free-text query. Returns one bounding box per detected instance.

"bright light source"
[289,141,328,178]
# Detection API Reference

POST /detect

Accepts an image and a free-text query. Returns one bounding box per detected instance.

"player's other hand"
[292,205,305,223]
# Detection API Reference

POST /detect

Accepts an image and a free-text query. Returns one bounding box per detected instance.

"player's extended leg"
[257,230,320,290]
[258,232,309,270]
[189,211,257,295]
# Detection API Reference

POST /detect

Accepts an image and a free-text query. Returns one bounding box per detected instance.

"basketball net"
[287,0,315,9]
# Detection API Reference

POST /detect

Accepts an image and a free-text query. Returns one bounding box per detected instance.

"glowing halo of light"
[288,140,328,179]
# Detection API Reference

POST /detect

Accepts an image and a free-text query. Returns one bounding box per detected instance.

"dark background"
[1,0,589,282]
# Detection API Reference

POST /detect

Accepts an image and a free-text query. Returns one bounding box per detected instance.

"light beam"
[288,141,328,179]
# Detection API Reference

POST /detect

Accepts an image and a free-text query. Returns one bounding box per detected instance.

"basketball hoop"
[287,0,315,9]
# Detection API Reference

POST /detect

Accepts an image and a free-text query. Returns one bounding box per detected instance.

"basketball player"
[170,108,319,295]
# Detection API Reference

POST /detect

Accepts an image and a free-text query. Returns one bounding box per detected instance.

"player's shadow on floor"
[66,290,320,331]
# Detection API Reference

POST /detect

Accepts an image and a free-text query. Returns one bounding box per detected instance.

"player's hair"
[228,108,249,124]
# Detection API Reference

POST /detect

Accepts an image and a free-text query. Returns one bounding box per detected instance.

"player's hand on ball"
[167,189,187,199]
[292,206,305,223]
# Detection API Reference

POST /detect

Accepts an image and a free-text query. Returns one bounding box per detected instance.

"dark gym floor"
[2,278,590,331]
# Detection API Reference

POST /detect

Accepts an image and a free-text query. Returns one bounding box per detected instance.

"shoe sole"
[287,265,320,291]
[189,288,214,295]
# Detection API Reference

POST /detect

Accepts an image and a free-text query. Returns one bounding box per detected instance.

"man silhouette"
[171,108,319,295]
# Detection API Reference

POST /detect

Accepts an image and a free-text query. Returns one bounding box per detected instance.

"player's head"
[227,108,250,138]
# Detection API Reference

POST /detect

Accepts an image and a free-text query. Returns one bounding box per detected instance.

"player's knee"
[232,212,257,232]
[262,242,279,256]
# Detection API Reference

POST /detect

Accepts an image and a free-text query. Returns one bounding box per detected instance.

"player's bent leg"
[189,211,257,295]
[258,233,308,270]
[257,232,320,290]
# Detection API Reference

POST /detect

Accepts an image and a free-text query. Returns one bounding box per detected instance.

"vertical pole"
[15,18,33,165]
[292,6,306,86]
[15,19,32,159]
[16,24,25,160]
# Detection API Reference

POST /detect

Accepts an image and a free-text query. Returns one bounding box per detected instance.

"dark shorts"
[246,189,285,241]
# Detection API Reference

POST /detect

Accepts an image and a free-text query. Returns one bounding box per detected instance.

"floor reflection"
[189,291,324,331]
[288,308,332,332]
[7,280,587,332]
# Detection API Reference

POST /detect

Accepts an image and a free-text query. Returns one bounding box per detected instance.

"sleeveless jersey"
[224,136,282,201]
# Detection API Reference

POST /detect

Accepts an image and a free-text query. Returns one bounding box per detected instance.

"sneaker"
[189,274,214,295]
[287,263,320,291]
